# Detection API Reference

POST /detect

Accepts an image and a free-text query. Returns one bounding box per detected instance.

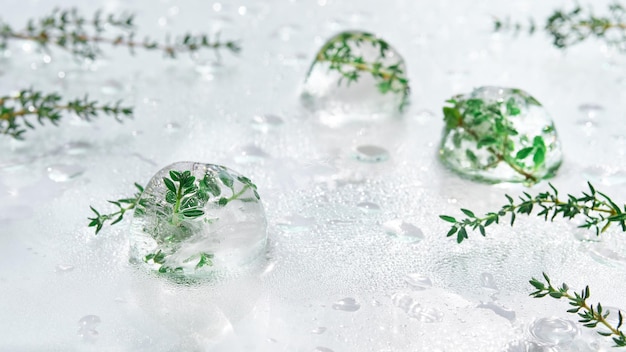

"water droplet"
[77,315,101,342]
[529,317,579,346]
[251,114,284,132]
[164,122,181,131]
[504,340,552,352]
[391,291,414,311]
[311,326,327,334]
[234,145,269,164]
[578,103,604,118]
[46,164,85,182]
[60,141,92,155]
[100,80,123,95]
[356,201,380,214]
[477,301,515,322]
[55,264,75,273]
[353,145,389,163]
[405,274,432,290]
[78,315,101,327]
[332,297,360,312]
[383,219,424,243]
[313,347,334,352]
[480,272,498,290]
[277,215,316,233]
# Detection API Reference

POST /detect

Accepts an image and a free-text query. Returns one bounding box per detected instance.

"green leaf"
[218,197,228,206]
[219,170,234,189]
[165,190,176,204]
[533,147,545,166]
[439,215,457,223]
[182,209,204,218]
[163,177,176,193]
[477,136,497,148]
[461,208,475,218]
[515,147,533,160]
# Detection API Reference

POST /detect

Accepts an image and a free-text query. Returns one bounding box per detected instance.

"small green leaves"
[0,88,133,139]
[441,182,623,243]
[308,31,410,111]
[0,8,239,62]
[494,3,626,54]
[529,273,626,347]
[440,89,552,185]
[88,183,145,234]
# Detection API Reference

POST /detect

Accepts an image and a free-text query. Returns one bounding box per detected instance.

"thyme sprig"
[88,169,260,234]
[88,183,145,234]
[494,2,626,51]
[1,88,132,139]
[0,8,240,61]
[442,94,552,185]
[440,182,626,243]
[306,31,410,111]
[529,273,625,347]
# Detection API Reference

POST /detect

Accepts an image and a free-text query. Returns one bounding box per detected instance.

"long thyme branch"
[0,88,133,139]
[0,8,240,60]
[529,273,625,347]
[494,2,626,51]
[440,182,625,243]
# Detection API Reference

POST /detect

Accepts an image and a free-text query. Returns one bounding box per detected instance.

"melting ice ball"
[301,30,409,126]
[439,86,562,185]
[129,162,267,279]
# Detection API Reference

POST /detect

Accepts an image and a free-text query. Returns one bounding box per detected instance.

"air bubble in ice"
[129,162,267,279]
[529,317,579,346]
[302,31,409,126]
[383,219,424,243]
[353,145,389,163]
[332,297,360,312]
[439,86,562,184]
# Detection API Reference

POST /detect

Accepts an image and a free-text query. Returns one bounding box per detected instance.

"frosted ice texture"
[301,31,409,126]
[129,162,267,279]
[439,86,562,184]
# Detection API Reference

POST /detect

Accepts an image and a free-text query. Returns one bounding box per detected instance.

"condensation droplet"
[529,317,579,346]
[313,347,334,352]
[101,80,123,95]
[353,145,389,163]
[46,164,85,182]
[356,201,380,214]
[77,315,101,343]
[480,272,498,291]
[311,326,327,334]
[332,297,360,312]
[277,215,316,233]
[477,301,515,322]
[164,122,181,131]
[235,145,269,164]
[252,114,284,132]
[405,274,432,290]
[55,264,75,273]
[383,219,424,243]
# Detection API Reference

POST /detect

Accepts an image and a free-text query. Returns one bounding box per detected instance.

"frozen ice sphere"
[439,86,562,185]
[129,162,267,279]
[301,31,409,126]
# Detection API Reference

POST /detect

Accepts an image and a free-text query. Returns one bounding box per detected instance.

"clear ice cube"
[301,31,409,126]
[439,86,562,185]
[129,161,267,279]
